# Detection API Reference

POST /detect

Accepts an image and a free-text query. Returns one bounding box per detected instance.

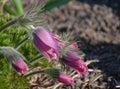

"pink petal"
[57,73,74,84]
[69,43,78,49]
[33,27,59,50]
[42,51,51,62]
[12,58,28,75]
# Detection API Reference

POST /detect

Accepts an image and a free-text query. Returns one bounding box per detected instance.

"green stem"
[0,14,23,32]
[30,55,43,64]
[24,70,44,77]
[16,36,29,50]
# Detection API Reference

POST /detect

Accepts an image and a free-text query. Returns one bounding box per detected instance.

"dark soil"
[24,0,120,89]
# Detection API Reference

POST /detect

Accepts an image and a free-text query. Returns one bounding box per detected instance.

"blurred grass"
[0,14,51,64]
[0,59,28,89]
[0,21,38,62]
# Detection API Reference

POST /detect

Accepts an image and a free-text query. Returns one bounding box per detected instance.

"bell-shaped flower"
[0,47,28,75]
[61,51,88,76]
[12,58,28,75]
[57,73,74,84]
[32,27,60,61]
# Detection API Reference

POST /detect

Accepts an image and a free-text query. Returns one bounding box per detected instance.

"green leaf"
[4,4,17,16]
[10,0,24,15]
[41,0,71,11]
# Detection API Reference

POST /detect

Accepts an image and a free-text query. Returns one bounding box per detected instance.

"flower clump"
[32,26,88,83]
[0,0,87,87]
[0,26,88,84]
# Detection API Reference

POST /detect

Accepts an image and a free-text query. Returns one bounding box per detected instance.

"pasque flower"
[61,51,88,76]
[60,43,88,76]
[12,58,28,75]
[57,73,74,84]
[45,68,74,84]
[32,27,61,61]
[0,47,28,75]
[44,68,74,84]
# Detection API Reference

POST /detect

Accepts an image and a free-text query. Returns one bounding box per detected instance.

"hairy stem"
[16,36,29,50]
[0,14,23,32]
[24,70,44,77]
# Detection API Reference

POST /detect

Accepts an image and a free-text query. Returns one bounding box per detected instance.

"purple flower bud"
[0,47,28,75]
[61,51,88,76]
[57,73,74,84]
[12,58,28,75]
[32,27,60,61]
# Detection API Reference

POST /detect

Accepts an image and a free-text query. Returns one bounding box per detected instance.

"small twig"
[53,83,62,89]
[88,69,102,72]
[116,85,120,88]
[93,75,103,82]
[85,60,99,65]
